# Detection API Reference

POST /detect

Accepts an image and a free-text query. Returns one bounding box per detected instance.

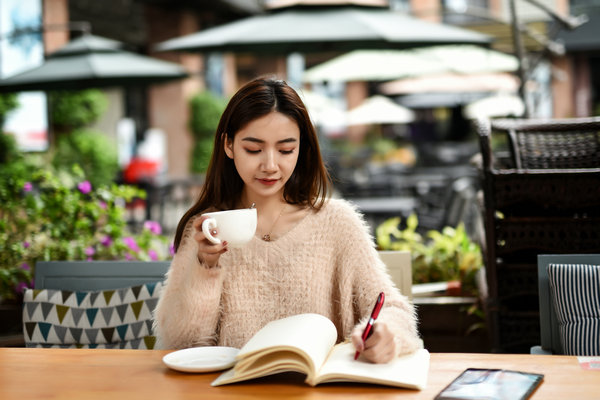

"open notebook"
[212,313,430,389]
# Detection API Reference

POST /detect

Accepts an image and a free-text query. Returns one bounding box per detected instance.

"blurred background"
[1,0,599,352]
[1,0,598,236]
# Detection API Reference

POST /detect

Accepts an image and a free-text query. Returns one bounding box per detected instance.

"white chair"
[378,250,412,300]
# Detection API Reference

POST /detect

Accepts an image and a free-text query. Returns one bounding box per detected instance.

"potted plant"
[376,214,482,295]
[376,214,488,352]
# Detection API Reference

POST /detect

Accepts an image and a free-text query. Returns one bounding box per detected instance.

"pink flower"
[125,253,134,261]
[169,243,175,256]
[20,263,30,271]
[84,246,95,257]
[77,180,92,194]
[143,220,162,235]
[23,182,33,192]
[23,241,30,249]
[98,200,107,209]
[148,249,158,261]
[123,237,140,252]
[101,235,113,247]
[15,281,30,293]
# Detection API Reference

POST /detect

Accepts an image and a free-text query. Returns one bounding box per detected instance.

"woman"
[154,76,422,363]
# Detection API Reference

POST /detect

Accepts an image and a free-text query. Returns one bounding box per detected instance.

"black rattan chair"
[476,117,600,353]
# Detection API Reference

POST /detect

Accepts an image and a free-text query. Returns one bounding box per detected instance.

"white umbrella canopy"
[298,89,343,124]
[463,94,525,119]
[0,34,189,92]
[304,50,443,82]
[380,72,520,94]
[303,45,518,83]
[346,95,414,125]
[155,6,491,54]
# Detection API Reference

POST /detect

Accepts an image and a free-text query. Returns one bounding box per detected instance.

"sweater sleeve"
[333,200,423,355]
[153,216,225,349]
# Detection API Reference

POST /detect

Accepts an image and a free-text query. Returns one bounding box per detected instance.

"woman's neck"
[239,190,286,211]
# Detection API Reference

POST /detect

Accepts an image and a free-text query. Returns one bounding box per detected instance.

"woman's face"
[224,112,300,202]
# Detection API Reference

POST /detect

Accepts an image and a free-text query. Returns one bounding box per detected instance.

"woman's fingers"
[193,216,227,266]
[360,322,397,364]
[351,326,365,353]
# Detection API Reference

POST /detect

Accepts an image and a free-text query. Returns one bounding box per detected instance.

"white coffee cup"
[201,208,257,248]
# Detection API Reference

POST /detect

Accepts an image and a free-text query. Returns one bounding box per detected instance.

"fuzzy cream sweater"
[153,198,422,354]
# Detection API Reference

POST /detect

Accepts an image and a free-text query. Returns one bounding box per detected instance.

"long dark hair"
[174,76,331,251]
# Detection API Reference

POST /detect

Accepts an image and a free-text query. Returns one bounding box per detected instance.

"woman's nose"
[261,150,277,171]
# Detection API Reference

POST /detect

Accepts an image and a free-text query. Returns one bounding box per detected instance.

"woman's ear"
[223,133,234,159]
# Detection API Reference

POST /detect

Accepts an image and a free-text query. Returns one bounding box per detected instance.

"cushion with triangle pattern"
[22,281,163,349]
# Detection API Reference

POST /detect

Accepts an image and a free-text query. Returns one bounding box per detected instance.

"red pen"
[354,291,385,360]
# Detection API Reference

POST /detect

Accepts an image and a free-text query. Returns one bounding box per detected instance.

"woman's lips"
[257,178,279,186]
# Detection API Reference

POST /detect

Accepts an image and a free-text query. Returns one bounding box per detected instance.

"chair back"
[24,260,170,349]
[480,117,600,171]
[378,250,412,300]
[34,260,170,290]
[536,254,600,355]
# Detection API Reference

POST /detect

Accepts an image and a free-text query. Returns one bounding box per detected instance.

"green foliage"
[0,93,18,129]
[52,129,119,188]
[49,89,108,130]
[0,132,22,164]
[189,91,227,140]
[0,156,173,301]
[190,138,214,175]
[376,214,483,295]
[189,91,226,173]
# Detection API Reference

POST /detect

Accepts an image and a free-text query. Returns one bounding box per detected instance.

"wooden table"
[0,348,597,399]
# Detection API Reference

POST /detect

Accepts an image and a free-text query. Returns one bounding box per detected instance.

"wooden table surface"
[0,348,597,399]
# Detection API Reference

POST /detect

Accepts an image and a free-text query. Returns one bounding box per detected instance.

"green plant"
[0,132,22,164]
[0,156,173,301]
[376,214,483,295]
[46,89,117,187]
[0,93,18,129]
[49,89,108,131]
[52,129,119,188]
[188,91,227,173]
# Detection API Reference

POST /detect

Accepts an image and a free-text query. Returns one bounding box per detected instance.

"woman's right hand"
[193,216,228,268]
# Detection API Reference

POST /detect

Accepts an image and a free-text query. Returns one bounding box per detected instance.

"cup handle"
[201,218,221,245]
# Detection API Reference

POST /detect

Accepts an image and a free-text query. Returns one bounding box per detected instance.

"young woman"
[154,76,422,363]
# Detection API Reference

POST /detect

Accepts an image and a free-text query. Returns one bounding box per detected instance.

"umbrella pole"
[508,0,530,118]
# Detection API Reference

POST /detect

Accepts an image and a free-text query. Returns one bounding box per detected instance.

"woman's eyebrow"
[241,137,298,144]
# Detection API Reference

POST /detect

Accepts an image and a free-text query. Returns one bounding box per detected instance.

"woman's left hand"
[351,320,397,363]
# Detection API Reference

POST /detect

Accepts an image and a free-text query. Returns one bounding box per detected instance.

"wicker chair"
[476,117,600,353]
[491,117,600,170]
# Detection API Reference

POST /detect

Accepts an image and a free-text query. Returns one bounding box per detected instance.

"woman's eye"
[280,149,295,155]
[244,148,260,154]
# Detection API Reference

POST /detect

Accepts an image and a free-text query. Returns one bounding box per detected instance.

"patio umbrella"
[0,34,189,92]
[154,6,491,54]
[346,95,414,126]
[303,45,518,83]
[463,94,525,119]
[380,72,520,94]
[298,89,345,127]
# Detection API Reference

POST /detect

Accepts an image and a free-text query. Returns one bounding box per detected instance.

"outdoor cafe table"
[0,348,597,399]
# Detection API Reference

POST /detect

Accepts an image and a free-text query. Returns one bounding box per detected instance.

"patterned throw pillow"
[548,263,600,356]
[22,281,163,349]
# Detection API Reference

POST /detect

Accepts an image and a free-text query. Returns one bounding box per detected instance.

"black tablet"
[434,368,544,400]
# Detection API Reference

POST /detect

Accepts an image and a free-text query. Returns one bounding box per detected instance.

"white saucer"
[162,346,240,373]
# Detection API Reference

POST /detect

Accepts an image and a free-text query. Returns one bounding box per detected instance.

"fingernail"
[223,241,228,247]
